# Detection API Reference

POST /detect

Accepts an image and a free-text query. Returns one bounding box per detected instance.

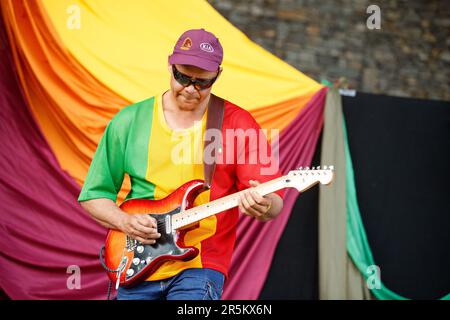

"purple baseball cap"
[169,28,223,72]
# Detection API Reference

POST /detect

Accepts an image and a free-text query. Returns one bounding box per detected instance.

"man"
[78,28,284,300]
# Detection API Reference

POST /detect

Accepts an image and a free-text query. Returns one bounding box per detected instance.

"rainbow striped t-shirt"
[78,93,284,280]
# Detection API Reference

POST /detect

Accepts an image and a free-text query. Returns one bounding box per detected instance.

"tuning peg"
[298,166,303,170]
[305,166,309,170]
[317,166,320,170]
[329,165,334,170]
[323,165,328,170]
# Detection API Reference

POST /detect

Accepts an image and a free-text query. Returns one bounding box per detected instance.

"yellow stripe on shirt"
[145,93,216,280]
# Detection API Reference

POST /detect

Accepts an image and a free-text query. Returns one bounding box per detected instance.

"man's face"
[169,64,220,111]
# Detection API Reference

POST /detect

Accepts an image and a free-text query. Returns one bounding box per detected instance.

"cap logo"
[180,37,192,50]
[200,42,214,53]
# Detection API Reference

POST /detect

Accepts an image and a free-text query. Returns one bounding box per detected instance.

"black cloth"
[261,92,450,299]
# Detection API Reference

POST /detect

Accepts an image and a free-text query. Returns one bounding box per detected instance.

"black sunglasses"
[172,65,219,91]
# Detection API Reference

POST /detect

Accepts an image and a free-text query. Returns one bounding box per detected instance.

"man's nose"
[184,84,196,94]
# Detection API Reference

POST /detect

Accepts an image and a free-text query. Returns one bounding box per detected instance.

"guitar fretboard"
[171,176,289,230]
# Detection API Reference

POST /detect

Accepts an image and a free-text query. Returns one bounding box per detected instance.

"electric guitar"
[103,166,334,288]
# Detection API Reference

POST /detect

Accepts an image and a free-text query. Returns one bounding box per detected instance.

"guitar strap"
[203,93,225,189]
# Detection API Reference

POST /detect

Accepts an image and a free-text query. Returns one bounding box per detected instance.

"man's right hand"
[118,213,161,245]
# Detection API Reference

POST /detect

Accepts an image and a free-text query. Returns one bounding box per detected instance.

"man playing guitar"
[78,28,284,300]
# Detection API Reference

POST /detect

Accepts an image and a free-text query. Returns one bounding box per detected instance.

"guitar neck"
[171,176,289,230]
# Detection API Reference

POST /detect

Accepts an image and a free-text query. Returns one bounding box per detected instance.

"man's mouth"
[179,95,199,102]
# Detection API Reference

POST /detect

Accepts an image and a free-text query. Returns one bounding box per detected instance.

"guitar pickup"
[165,215,172,234]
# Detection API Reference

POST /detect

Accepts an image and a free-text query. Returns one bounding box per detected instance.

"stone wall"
[208,0,450,101]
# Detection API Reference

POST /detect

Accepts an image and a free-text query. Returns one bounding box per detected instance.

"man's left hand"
[238,180,272,221]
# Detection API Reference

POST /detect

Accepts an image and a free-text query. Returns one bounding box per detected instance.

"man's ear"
[217,67,223,78]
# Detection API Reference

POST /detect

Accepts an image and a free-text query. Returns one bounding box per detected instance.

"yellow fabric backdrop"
[2,0,322,202]
[41,0,321,109]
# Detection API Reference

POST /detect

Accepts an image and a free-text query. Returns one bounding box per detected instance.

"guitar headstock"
[286,166,334,191]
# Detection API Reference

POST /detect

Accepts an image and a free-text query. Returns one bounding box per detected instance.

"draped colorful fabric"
[0,23,107,300]
[0,0,325,299]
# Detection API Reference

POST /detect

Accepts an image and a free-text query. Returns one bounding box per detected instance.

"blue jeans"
[117,268,225,300]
